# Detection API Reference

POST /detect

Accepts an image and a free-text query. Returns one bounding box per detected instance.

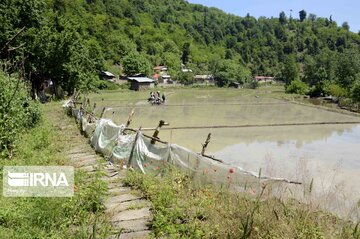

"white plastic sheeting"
[90,119,125,157]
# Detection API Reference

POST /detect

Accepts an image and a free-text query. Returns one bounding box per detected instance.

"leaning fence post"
[201,133,212,155]
[125,108,135,128]
[100,107,106,118]
[127,127,142,168]
[151,120,169,144]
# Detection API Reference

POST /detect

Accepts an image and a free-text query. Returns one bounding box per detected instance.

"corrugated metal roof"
[101,71,115,77]
[128,77,155,83]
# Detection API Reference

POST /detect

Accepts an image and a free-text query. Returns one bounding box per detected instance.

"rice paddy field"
[88,85,360,220]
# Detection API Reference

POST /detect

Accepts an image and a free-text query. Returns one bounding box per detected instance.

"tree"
[279,55,299,85]
[335,49,360,89]
[303,56,328,96]
[213,59,251,87]
[181,42,191,65]
[2,0,360,98]
[299,10,307,22]
[176,71,195,85]
[342,22,350,31]
[279,11,287,25]
[24,22,102,95]
[308,13,317,22]
[162,52,181,76]
[0,71,40,155]
[351,75,360,102]
[122,52,151,76]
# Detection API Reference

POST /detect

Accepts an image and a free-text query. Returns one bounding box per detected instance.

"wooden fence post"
[151,120,169,144]
[201,133,211,155]
[100,107,106,118]
[127,127,142,168]
[126,108,135,128]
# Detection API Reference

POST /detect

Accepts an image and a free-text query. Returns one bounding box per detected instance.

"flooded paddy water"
[89,88,360,219]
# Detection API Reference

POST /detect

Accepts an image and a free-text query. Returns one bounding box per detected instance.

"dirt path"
[47,106,152,239]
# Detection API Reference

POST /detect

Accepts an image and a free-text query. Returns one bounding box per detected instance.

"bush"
[247,80,259,89]
[351,79,360,102]
[324,83,348,98]
[0,72,41,156]
[176,72,195,85]
[96,80,120,90]
[285,79,309,95]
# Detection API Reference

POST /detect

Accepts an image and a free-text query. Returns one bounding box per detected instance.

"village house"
[254,76,275,83]
[128,77,155,91]
[99,71,116,82]
[153,66,167,74]
[153,65,173,84]
[194,75,214,84]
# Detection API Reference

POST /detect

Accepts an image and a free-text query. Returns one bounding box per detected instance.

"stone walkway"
[52,107,152,239]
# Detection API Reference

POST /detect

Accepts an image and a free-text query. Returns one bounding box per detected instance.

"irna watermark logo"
[3,166,74,197]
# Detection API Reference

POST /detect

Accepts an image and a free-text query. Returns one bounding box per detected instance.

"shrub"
[248,80,259,89]
[176,72,195,85]
[96,80,120,90]
[324,83,348,98]
[351,77,360,102]
[285,79,309,95]
[0,72,41,156]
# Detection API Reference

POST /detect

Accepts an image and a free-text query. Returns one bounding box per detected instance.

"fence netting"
[64,100,298,189]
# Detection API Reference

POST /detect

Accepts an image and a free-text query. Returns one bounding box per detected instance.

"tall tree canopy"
[0,0,359,99]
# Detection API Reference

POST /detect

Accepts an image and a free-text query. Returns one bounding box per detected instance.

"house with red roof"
[153,65,173,84]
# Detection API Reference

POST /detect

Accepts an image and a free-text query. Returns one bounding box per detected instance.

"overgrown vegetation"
[124,168,360,238]
[0,71,41,157]
[286,79,309,95]
[0,104,110,238]
[1,0,360,95]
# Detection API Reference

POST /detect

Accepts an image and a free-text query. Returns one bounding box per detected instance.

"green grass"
[0,104,111,239]
[124,168,360,239]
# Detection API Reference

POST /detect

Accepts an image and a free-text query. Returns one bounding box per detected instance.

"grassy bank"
[0,104,110,238]
[124,168,359,238]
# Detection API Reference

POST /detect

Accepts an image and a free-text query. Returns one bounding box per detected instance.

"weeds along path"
[47,105,152,239]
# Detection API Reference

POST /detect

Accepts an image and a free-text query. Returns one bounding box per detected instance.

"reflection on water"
[215,125,360,172]
[148,122,360,219]
[213,124,360,220]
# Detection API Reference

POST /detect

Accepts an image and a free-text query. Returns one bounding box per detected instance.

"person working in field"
[148,91,165,105]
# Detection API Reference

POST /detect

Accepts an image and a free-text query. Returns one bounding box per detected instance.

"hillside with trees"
[1,0,360,99]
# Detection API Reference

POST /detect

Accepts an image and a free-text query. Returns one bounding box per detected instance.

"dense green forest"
[1,0,360,97]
